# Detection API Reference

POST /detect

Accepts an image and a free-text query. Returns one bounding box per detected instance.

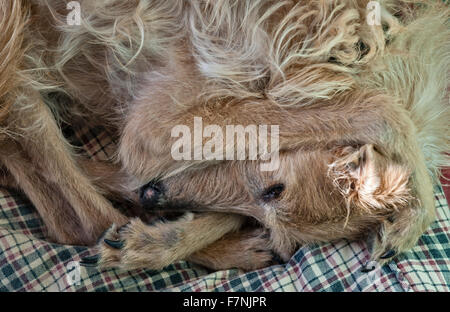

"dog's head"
[141,144,410,253]
[119,90,420,258]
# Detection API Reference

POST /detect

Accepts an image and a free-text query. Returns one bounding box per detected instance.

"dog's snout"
[139,181,164,205]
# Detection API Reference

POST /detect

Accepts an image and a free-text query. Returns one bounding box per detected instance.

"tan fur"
[0,0,448,270]
[99,213,248,270]
[0,1,128,245]
[0,1,26,125]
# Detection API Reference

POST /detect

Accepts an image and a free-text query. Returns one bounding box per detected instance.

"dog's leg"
[370,143,436,264]
[373,119,436,264]
[77,158,138,204]
[77,158,155,222]
[0,141,93,244]
[84,212,249,270]
[187,228,274,271]
[2,91,128,244]
[0,166,18,189]
[329,137,436,265]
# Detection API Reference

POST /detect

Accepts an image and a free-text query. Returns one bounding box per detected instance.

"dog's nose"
[139,181,164,205]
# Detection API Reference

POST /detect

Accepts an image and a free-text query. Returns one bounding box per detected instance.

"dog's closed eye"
[262,184,285,202]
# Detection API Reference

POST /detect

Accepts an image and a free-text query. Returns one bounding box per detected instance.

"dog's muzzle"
[139,180,164,207]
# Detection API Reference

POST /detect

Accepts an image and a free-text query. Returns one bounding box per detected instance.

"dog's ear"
[328,144,412,213]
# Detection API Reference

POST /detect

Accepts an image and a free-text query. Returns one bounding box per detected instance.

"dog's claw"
[104,238,124,249]
[361,263,376,273]
[380,249,396,259]
[117,222,131,233]
[271,250,285,264]
[80,255,99,267]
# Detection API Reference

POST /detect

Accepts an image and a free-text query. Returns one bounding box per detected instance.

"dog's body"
[0,0,448,270]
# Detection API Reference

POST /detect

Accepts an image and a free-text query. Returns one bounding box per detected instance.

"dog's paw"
[79,223,123,269]
[369,207,434,265]
[221,229,274,271]
[188,228,274,271]
[238,229,277,271]
[80,216,191,270]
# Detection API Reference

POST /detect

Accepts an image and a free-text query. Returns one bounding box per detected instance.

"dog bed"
[0,123,448,292]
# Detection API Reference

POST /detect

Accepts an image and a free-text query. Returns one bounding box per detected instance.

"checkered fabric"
[0,124,449,292]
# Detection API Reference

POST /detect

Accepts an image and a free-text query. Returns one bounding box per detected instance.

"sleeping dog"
[0,0,448,270]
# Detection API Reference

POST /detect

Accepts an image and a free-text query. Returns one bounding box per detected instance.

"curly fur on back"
[0,1,29,127]
[10,0,447,173]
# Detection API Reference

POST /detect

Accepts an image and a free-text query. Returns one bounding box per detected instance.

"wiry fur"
[0,0,448,270]
[0,1,28,129]
[328,144,413,227]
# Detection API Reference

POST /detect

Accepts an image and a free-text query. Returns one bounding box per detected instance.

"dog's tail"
[0,1,29,127]
[369,1,450,181]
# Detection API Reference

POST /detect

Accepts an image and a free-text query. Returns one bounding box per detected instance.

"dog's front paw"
[235,229,276,271]
[188,228,274,271]
[79,222,126,269]
[80,216,190,270]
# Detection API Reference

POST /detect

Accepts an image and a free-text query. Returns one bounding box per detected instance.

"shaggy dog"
[0,0,448,271]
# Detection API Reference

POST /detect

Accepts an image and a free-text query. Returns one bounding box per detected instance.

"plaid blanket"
[0,124,449,292]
